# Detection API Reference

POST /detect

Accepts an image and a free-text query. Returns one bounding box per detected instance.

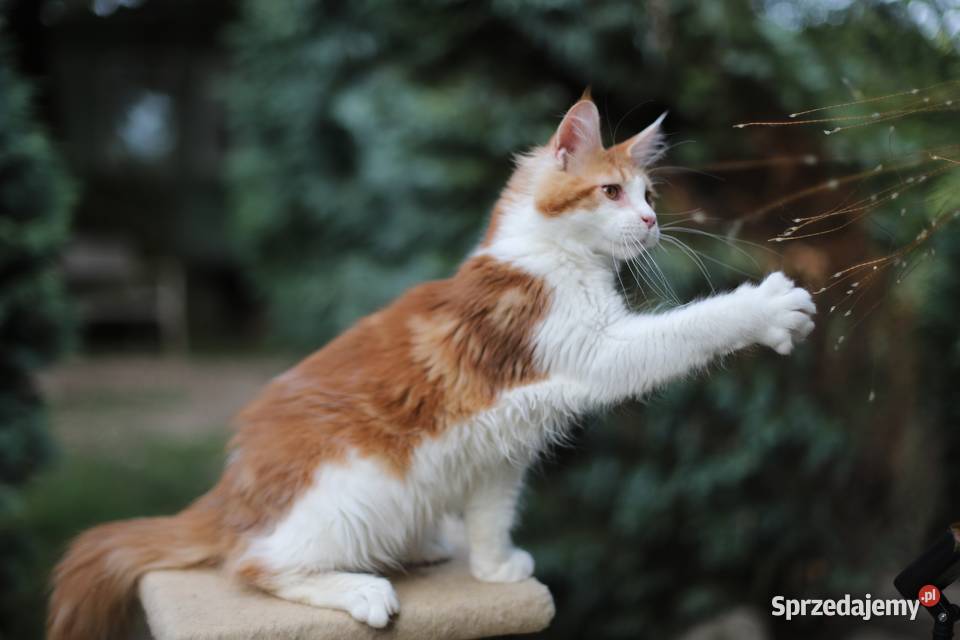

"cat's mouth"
[642,226,661,248]
[631,226,660,252]
[613,231,659,262]
[612,225,660,261]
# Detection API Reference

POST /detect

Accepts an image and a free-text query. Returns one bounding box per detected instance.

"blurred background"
[1,0,959,638]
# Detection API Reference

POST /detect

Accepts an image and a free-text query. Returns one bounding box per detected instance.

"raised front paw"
[470,548,535,583]
[751,272,816,355]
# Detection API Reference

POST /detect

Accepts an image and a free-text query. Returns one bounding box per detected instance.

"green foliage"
[918,171,960,531]
[225,0,949,346]
[225,1,568,345]
[0,35,74,639]
[522,357,855,637]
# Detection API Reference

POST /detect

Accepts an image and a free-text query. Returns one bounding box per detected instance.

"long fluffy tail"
[47,505,223,640]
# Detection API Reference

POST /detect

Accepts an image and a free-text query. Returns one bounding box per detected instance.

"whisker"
[659,235,715,291]
[625,236,675,303]
[613,238,641,303]
[656,211,706,220]
[657,219,697,230]
[637,242,680,304]
[660,226,769,267]
[661,234,758,280]
[621,238,664,300]
[628,253,670,302]
[660,217,706,228]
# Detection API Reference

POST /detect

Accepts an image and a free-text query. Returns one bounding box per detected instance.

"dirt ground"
[38,354,294,454]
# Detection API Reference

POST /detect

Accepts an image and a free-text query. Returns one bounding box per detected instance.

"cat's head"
[492,97,667,262]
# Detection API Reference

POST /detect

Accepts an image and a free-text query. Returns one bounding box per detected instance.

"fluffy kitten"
[48,97,815,638]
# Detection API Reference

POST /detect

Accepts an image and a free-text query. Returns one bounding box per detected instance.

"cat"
[47,96,815,638]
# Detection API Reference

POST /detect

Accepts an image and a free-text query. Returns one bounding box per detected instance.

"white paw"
[471,548,535,583]
[344,577,399,629]
[750,271,816,355]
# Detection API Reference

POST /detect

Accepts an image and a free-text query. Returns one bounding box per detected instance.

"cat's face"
[532,100,666,261]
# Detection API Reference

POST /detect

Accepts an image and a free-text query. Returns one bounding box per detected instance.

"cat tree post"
[136,553,555,640]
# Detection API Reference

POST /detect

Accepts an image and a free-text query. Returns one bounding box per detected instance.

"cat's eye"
[601,184,622,201]
[644,190,655,206]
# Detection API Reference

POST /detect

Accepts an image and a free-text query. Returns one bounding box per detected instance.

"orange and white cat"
[48,97,815,638]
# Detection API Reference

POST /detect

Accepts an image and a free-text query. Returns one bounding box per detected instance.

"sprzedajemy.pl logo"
[771,591,927,622]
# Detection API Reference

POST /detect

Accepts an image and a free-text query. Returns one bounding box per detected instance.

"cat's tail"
[47,503,224,640]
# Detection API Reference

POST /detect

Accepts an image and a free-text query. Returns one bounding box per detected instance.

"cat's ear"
[619,111,668,167]
[552,98,602,171]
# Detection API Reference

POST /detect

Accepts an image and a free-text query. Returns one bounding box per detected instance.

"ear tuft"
[553,99,602,171]
[623,111,668,167]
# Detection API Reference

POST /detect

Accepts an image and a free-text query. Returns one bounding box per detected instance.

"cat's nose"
[640,213,657,229]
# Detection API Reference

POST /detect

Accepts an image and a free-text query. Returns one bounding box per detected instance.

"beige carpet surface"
[139,556,555,640]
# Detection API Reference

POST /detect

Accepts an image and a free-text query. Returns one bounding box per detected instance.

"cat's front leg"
[583,271,815,399]
[464,464,534,583]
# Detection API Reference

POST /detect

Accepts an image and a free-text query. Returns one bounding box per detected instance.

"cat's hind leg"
[236,565,399,628]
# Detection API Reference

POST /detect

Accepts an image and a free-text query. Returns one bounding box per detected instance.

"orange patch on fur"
[47,505,224,640]
[534,145,636,216]
[537,182,597,216]
[206,256,550,543]
[230,559,270,588]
